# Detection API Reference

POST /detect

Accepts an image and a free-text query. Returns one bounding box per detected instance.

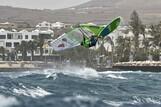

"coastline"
[0,61,54,72]
[113,61,161,72]
[0,61,161,72]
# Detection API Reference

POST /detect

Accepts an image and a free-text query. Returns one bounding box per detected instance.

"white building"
[0,28,54,60]
[36,21,51,31]
[0,29,39,51]
[51,22,65,29]
[36,21,66,30]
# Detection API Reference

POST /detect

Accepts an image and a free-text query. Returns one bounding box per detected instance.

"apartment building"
[0,28,54,60]
[36,21,66,30]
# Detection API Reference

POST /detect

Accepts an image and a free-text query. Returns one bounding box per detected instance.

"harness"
[79,28,91,48]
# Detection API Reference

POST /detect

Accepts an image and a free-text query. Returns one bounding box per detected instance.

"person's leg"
[91,38,97,46]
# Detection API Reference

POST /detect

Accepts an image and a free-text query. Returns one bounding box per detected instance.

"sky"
[0,0,91,10]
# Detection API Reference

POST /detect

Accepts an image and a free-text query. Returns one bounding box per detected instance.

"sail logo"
[58,43,65,47]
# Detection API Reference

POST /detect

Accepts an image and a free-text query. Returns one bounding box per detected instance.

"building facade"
[0,28,54,61]
[36,21,66,30]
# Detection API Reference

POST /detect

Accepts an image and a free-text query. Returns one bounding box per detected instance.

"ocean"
[0,65,161,107]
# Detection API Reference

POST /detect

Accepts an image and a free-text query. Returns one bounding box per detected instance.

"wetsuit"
[81,36,98,48]
[89,36,97,47]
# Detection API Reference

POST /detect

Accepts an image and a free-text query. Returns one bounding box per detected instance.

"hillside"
[0,0,161,26]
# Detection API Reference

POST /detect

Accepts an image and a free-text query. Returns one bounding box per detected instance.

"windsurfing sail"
[50,28,93,51]
[80,24,104,36]
[99,17,121,37]
[50,17,121,51]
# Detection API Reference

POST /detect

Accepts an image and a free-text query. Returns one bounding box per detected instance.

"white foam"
[61,66,100,79]
[63,95,99,105]
[98,71,128,80]
[46,72,57,80]
[144,98,161,104]
[106,74,127,80]
[44,65,100,80]
[103,100,123,107]
[0,68,58,79]
[0,85,7,89]
[13,84,52,98]
[0,71,32,78]
[99,71,134,74]
[133,96,161,104]
[104,97,161,107]
[0,95,19,107]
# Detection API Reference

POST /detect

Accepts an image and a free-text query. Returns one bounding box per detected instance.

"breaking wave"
[63,95,99,107]
[104,96,161,107]
[13,83,52,98]
[45,66,100,80]
[105,74,127,80]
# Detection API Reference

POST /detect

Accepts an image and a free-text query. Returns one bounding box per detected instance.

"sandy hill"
[0,0,161,26]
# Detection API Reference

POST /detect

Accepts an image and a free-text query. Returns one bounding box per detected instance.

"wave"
[105,74,128,80]
[103,96,161,107]
[98,71,128,80]
[63,95,99,106]
[0,85,7,90]
[13,83,52,98]
[0,65,159,81]
[99,70,138,74]
[132,96,161,105]
[103,100,123,107]
[0,95,19,107]
[0,70,38,79]
[45,66,100,80]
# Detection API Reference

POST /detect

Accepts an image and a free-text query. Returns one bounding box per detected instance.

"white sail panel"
[50,28,84,51]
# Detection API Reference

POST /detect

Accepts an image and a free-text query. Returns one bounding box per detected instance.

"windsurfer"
[81,35,98,48]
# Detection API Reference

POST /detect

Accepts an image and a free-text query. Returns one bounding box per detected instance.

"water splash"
[45,66,100,80]
[0,95,19,107]
[13,83,52,98]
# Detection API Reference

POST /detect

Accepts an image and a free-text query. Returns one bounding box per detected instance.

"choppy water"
[0,65,161,107]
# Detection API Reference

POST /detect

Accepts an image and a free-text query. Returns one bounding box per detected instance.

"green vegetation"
[114,10,161,62]
[0,47,5,61]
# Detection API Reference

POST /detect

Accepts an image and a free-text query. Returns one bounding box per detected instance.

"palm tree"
[0,47,5,61]
[150,25,160,47]
[140,24,147,51]
[22,41,28,61]
[115,36,125,62]
[28,40,37,61]
[37,34,52,60]
[16,41,28,61]
[150,24,161,60]
[104,36,114,64]
[129,10,143,60]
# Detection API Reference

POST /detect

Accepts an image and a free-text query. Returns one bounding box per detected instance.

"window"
[6,50,9,53]
[32,35,37,39]
[0,42,3,47]
[27,51,31,54]
[25,35,28,39]
[7,33,12,39]
[18,35,22,39]
[14,42,19,47]
[6,42,12,47]
[45,50,48,54]
[35,49,39,54]
[39,34,51,39]
[0,35,6,39]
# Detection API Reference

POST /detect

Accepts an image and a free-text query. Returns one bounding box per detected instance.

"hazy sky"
[0,0,90,10]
